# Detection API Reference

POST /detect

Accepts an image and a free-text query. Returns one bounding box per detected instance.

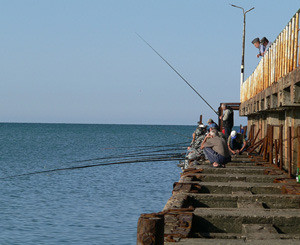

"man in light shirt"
[252,37,265,58]
[260,37,272,56]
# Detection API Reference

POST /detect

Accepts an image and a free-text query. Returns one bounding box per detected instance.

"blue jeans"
[203,147,231,165]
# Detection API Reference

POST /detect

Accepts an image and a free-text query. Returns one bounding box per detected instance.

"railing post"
[274,139,279,166]
[279,125,284,170]
[287,126,292,177]
[263,125,269,161]
[269,125,274,165]
[137,213,164,245]
[297,126,300,182]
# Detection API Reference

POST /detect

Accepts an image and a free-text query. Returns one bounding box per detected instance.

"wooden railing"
[241,9,300,103]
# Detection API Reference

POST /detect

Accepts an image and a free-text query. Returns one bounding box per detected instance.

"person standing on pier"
[219,104,233,140]
[260,37,272,56]
[252,37,265,58]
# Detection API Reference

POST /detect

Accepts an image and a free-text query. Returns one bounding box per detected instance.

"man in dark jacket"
[219,104,233,140]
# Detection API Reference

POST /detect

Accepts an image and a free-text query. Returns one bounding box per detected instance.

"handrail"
[241,9,300,103]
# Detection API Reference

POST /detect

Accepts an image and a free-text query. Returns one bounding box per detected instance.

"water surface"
[0,123,194,244]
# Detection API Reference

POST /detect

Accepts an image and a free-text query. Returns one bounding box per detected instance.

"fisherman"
[200,130,231,168]
[190,121,207,148]
[183,120,208,167]
[207,118,219,131]
[252,37,265,58]
[227,130,247,155]
[219,103,234,140]
[260,37,272,55]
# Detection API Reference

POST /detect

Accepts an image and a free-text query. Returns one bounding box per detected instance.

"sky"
[0,0,299,125]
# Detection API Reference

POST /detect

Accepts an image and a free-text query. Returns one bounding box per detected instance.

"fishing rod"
[69,146,186,163]
[0,155,185,180]
[100,141,190,150]
[136,33,218,115]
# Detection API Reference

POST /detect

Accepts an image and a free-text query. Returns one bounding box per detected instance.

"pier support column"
[137,213,164,245]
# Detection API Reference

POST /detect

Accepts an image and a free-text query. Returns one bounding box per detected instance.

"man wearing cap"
[207,118,219,131]
[252,37,265,58]
[260,37,272,56]
[191,122,207,146]
[186,122,207,164]
[228,130,247,155]
[200,130,231,168]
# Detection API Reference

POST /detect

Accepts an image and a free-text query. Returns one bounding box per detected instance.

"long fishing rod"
[100,141,190,150]
[72,147,186,164]
[71,143,187,164]
[0,155,185,180]
[136,33,218,115]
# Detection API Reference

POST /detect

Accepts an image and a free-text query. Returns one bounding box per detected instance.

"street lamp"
[230,4,254,86]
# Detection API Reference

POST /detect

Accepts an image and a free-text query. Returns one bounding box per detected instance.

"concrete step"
[192,231,300,240]
[199,166,270,175]
[183,193,300,209]
[242,224,278,239]
[182,173,286,183]
[193,208,300,234]
[166,238,300,244]
[177,181,283,194]
[197,161,255,167]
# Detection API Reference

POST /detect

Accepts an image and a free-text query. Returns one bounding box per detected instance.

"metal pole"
[230,4,254,86]
[241,13,246,86]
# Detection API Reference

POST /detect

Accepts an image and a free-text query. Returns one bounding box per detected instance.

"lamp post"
[230,4,254,86]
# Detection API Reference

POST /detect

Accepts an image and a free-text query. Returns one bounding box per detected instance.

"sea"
[0,123,195,245]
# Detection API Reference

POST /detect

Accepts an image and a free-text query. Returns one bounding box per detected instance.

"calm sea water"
[0,123,194,245]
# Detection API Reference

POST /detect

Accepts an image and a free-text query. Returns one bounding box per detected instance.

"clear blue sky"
[1,0,299,125]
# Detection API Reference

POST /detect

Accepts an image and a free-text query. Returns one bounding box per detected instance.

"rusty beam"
[252,128,261,145]
[274,139,279,166]
[279,125,284,170]
[248,139,264,154]
[137,213,164,245]
[298,126,300,169]
[269,125,274,165]
[263,125,269,161]
[287,126,292,177]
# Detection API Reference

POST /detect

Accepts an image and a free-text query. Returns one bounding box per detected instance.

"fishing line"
[0,155,185,180]
[71,146,186,164]
[136,33,218,115]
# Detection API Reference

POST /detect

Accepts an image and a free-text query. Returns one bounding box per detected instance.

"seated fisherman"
[260,37,272,56]
[190,123,207,148]
[185,121,208,163]
[207,118,219,131]
[227,130,247,155]
[200,130,231,168]
[208,123,225,140]
[252,37,265,58]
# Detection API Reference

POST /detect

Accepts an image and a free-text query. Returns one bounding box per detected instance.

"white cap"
[230,130,237,139]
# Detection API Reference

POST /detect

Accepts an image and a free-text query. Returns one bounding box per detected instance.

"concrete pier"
[137,154,300,244]
[162,155,300,244]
